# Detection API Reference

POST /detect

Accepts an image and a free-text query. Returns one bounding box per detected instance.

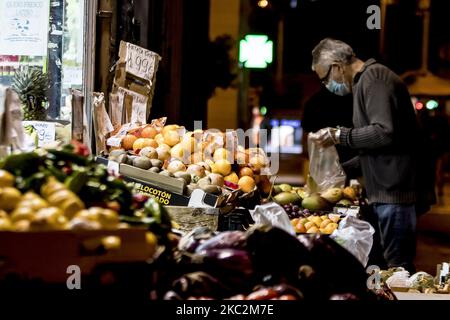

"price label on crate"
[107,160,120,176]
[333,206,360,217]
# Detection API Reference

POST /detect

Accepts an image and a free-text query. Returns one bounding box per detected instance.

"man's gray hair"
[312,38,355,70]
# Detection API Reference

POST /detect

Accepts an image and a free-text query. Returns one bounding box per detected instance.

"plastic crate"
[218,208,254,232]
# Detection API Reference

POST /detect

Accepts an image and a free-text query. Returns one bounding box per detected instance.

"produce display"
[0,174,124,232]
[0,142,133,216]
[380,267,450,295]
[270,183,358,235]
[107,122,272,198]
[0,143,173,249]
[162,226,394,301]
[0,131,382,302]
[272,184,358,210]
[290,212,342,235]
[188,284,303,301]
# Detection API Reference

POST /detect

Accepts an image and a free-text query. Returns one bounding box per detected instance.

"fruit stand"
[0,129,390,301]
[0,42,394,301]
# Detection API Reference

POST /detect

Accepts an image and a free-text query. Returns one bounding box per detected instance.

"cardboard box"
[395,292,450,300]
[120,164,185,194]
[0,228,153,284]
[165,206,220,232]
[125,175,190,206]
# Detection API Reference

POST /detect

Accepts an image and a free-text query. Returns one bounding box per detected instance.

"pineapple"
[11,67,49,121]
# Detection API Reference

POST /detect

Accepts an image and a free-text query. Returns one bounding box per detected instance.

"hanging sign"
[124,42,160,83]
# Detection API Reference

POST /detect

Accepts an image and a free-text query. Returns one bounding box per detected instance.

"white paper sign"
[117,87,148,125]
[63,66,83,87]
[107,160,120,176]
[22,121,55,147]
[125,43,159,82]
[0,0,50,56]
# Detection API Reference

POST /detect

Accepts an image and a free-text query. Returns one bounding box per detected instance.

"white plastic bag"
[331,215,375,267]
[250,203,296,236]
[386,269,410,289]
[307,133,346,193]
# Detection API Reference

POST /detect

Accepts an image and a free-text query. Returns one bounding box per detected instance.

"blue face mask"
[326,79,351,96]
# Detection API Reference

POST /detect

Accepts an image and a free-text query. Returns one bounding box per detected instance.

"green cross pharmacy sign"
[239,35,273,69]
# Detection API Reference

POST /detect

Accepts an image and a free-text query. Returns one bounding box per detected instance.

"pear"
[302,194,331,211]
[279,184,292,192]
[343,187,357,201]
[273,192,301,206]
[320,188,343,204]
[337,199,353,207]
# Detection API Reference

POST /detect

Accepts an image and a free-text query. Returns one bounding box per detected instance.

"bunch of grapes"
[283,204,301,219]
[283,205,314,220]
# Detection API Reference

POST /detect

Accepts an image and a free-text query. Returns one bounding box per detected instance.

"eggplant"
[193,249,253,277]
[329,293,360,300]
[272,284,304,300]
[178,227,216,253]
[245,225,311,282]
[246,288,278,300]
[297,234,377,299]
[195,231,247,253]
[191,249,255,292]
[163,291,182,300]
[170,272,233,300]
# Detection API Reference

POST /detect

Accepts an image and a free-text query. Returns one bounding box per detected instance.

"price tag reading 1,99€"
[125,43,159,82]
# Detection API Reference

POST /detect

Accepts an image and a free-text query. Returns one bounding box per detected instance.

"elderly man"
[309,38,422,272]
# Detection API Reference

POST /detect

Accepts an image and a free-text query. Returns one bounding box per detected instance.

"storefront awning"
[401,70,450,97]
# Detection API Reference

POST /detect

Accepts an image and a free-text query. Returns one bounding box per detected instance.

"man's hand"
[309,128,341,148]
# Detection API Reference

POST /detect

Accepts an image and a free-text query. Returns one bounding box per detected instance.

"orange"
[122,134,138,150]
[238,176,256,194]
[141,126,158,139]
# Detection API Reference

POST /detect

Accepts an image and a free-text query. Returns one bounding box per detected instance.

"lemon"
[0,170,15,188]
[0,218,12,231]
[0,210,8,219]
[11,207,35,223]
[0,187,22,212]
[97,209,119,229]
[212,159,232,176]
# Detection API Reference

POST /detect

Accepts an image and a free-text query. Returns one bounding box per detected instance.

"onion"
[167,160,186,174]
[249,154,267,171]
[164,130,181,147]
[162,125,180,135]
[190,152,204,164]
[208,173,224,187]
[196,161,211,172]
[155,146,170,161]
[155,133,165,145]
[181,136,196,153]
[236,152,249,166]
[213,148,231,162]
[187,165,206,178]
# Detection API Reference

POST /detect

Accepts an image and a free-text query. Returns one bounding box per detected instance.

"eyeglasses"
[319,65,333,85]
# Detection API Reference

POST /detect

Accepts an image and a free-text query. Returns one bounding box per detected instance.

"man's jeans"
[372,204,417,273]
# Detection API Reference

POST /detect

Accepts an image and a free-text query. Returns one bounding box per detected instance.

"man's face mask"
[323,65,351,96]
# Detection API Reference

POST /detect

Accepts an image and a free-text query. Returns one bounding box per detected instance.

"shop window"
[0,0,85,122]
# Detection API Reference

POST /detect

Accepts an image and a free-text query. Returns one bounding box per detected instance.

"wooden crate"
[0,228,154,284]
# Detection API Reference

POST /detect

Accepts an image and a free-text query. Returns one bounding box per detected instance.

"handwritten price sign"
[125,43,159,82]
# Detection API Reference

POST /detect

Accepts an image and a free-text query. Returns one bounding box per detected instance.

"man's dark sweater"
[339,59,419,204]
